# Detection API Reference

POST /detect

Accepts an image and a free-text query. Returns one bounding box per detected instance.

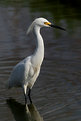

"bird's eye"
[44,22,51,25]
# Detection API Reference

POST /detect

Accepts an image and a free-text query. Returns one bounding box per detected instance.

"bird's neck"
[32,25,44,66]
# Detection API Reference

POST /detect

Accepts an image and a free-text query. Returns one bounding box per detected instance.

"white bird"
[7,17,65,104]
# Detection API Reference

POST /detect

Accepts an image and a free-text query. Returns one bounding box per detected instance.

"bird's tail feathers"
[6,79,11,89]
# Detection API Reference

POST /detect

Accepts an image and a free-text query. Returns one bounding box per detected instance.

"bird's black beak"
[49,24,66,31]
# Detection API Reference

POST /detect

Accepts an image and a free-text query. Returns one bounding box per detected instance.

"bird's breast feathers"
[26,64,40,79]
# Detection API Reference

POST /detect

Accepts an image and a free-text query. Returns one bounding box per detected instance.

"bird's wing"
[24,58,35,81]
[8,57,31,87]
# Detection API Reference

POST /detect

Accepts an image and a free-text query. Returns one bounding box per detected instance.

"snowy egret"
[7,17,65,104]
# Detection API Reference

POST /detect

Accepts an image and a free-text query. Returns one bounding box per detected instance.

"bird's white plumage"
[7,17,51,102]
[8,55,40,89]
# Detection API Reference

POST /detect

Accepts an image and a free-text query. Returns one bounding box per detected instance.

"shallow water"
[0,0,81,121]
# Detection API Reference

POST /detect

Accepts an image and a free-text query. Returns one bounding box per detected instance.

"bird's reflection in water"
[6,98,44,121]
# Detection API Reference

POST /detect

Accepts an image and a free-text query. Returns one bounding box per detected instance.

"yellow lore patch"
[44,22,51,25]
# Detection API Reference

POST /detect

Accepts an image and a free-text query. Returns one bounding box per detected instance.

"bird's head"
[27,17,66,34]
[33,17,51,27]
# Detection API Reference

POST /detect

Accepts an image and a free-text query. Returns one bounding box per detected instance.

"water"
[0,0,81,121]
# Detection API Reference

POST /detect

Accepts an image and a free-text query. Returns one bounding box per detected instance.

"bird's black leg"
[24,93,27,105]
[23,86,27,105]
[28,88,32,104]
